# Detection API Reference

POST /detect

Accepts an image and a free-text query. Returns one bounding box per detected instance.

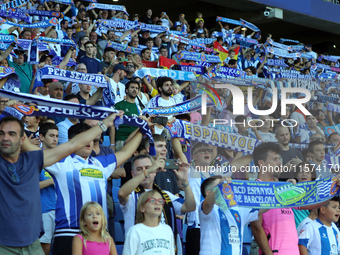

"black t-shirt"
[154,170,180,195]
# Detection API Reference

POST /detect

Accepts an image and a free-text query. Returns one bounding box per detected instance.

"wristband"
[98,121,107,132]
[181,182,189,188]
[110,144,115,146]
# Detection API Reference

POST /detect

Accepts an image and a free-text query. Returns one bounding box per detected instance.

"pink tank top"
[76,234,110,255]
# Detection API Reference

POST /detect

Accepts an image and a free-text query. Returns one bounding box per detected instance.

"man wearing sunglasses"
[118,154,195,254]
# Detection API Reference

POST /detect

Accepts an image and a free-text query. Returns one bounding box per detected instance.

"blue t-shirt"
[0,150,44,247]
[39,169,56,213]
[78,55,101,74]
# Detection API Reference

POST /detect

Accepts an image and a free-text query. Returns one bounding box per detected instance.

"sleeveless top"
[76,234,110,255]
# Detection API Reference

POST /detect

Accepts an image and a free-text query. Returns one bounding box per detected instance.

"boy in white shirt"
[199,176,268,255]
[298,197,340,255]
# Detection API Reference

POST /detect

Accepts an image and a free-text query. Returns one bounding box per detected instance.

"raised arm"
[43,112,122,167]
[118,157,166,205]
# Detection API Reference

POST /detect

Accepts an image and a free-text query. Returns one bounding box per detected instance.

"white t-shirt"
[297,216,312,235]
[123,223,175,255]
[120,190,184,236]
[298,219,340,255]
[199,204,258,255]
[146,95,176,119]
[109,79,126,105]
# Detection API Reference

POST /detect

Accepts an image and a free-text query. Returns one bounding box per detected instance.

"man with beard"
[112,80,142,151]
[146,77,175,111]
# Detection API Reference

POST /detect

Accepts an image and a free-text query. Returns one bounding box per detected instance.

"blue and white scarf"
[0,66,20,89]
[311,94,340,105]
[106,41,141,54]
[279,38,300,44]
[216,16,242,26]
[134,68,195,81]
[178,65,205,74]
[27,39,39,65]
[167,119,262,154]
[142,95,215,116]
[36,66,108,87]
[175,51,220,63]
[214,66,246,78]
[169,30,188,36]
[240,18,260,32]
[0,17,58,28]
[267,59,288,67]
[0,90,156,155]
[86,3,128,15]
[266,47,301,58]
[0,34,16,43]
[17,39,49,51]
[10,8,63,18]
[99,18,135,29]
[268,39,292,51]
[0,9,30,23]
[236,37,257,48]
[191,38,217,45]
[0,0,29,10]
[38,37,75,46]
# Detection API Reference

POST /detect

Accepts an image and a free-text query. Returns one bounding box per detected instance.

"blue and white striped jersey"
[298,219,340,255]
[199,204,258,255]
[46,153,116,230]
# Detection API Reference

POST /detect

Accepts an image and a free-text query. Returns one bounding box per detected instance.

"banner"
[106,41,141,54]
[9,8,63,18]
[86,3,128,15]
[52,0,74,5]
[0,0,29,10]
[169,30,188,36]
[0,17,58,28]
[214,176,340,211]
[175,51,220,63]
[214,66,246,78]
[0,9,30,23]
[36,66,108,87]
[279,38,300,44]
[236,37,258,48]
[100,18,134,29]
[134,67,195,81]
[167,119,262,154]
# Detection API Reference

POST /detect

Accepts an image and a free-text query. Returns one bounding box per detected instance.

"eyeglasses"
[7,164,19,183]
[145,197,165,205]
[195,148,213,154]
[126,65,134,68]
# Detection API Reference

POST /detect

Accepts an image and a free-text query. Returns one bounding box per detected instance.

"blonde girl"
[122,190,175,255]
[72,202,117,255]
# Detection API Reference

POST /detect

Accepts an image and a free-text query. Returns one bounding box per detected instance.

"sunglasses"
[145,197,165,205]
[7,164,19,183]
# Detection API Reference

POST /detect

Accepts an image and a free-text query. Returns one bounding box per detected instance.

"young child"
[172,83,186,104]
[122,190,175,255]
[199,176,268,255]
[298,197,340,255]
[72,202,117,255]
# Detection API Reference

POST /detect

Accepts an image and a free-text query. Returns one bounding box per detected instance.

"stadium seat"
[242,245,249,255]
[116,244,124,255]
[115,222,125,244]
[114,202,124,222]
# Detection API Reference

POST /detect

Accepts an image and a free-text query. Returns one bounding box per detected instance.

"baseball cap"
[113,64,129,72]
